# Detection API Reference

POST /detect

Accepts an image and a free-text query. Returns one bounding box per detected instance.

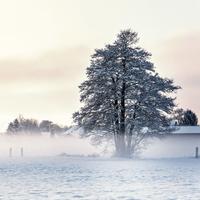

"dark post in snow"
[20,147,24,157]
[9,147,12,157]
[195,147,199,158]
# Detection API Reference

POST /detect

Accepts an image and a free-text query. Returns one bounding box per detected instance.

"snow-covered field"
[0,157,200,200]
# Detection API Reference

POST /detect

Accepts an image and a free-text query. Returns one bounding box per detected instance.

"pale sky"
[0,0,200,131]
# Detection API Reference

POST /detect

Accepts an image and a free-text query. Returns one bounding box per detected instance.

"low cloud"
[0,46,91,83]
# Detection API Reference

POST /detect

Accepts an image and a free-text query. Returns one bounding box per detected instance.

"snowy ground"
[0,157,200,200]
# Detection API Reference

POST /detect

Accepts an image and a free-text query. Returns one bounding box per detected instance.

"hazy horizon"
[0,0,200,131]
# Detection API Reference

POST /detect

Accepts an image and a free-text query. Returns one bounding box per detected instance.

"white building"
[143,126,200,158]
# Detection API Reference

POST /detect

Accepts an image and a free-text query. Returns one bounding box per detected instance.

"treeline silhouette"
[6,115,68,136]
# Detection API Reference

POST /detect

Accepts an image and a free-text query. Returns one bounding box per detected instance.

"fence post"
[20,147,23,157]
[195,147,199,158]
[9,147,12,157]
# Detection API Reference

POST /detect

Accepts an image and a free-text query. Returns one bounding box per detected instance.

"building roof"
[173,126,200,134]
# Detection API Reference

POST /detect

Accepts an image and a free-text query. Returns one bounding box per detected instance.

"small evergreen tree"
[180,109,198,126]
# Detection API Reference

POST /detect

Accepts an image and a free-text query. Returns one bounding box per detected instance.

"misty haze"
[0,0,200,200]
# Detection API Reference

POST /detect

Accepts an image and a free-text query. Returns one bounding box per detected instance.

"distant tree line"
[6,115,68,136]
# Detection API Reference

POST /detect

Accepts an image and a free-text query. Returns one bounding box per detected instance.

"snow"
[0,157,200,199]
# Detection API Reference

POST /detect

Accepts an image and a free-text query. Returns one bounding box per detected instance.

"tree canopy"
[74,29,180,157]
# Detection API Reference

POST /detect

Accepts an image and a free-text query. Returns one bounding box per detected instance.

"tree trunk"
[126,127,133,157]
[114,134,126,157]
[115,59,128,157]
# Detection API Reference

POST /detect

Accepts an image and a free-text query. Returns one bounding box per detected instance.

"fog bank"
[0,134,99,157]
